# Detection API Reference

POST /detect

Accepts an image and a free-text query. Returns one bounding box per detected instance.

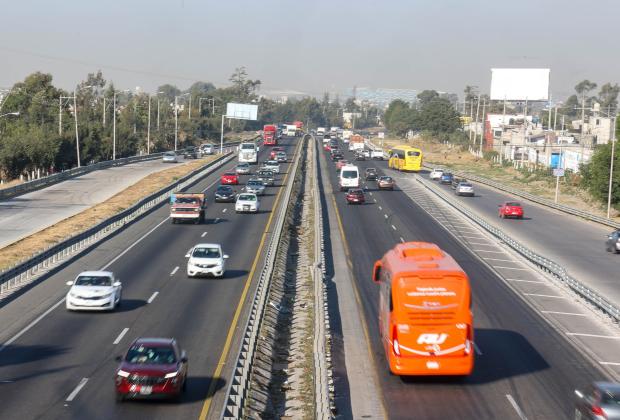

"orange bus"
[372,242,474,376]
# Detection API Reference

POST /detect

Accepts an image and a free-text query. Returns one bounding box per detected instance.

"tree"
[416,90,440,107]
[598,83,620,112]
[463,85,478,103]
[415,97,461,135]
[229,66,261,101]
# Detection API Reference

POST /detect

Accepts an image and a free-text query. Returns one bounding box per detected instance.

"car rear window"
[506,202,521,207]
[342,170,358,179]
[126,345,176,365]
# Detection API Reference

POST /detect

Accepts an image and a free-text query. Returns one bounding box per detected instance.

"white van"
[339,164,360,191]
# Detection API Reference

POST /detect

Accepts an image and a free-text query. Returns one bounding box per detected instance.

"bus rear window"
[408,151,421,157]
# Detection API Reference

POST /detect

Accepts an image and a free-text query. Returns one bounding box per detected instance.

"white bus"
[238,142,259,164]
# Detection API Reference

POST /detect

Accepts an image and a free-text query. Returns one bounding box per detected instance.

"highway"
[0,157,207,249]
[317,139,609,419]
[417,165,620,307]
[0,137,299,420]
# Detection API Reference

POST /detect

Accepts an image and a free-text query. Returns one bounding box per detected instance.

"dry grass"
[0,155,218,271]
[374,136,620,221]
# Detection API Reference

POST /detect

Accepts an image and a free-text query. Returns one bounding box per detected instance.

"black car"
[451,176,465,189]
[606,230,620,254]
[183,147,199,159]
[365,168,378,181]
[332,151,343,161]
[214,185,236,203]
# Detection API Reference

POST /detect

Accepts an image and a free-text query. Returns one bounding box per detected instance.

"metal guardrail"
[311,136,333,419]
[414,174,620,323]
[422,163,620,230]
[0,149,237,297]
[221,136,305,419]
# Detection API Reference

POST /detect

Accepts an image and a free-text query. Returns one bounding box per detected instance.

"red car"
[345,188,365,205]
[324,143,331,152]
[221,172,239,185]
[269,146,284,160]
[498,201,524,219]
[115,337,188,401]
[336,159,348,171]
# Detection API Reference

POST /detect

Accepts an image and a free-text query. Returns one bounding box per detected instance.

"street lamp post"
[607,114,617,218]
[174,93,189,151]
[0,112,19,118]
[147,94,151,155]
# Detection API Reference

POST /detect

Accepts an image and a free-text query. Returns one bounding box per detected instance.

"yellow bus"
[388,145,423,172]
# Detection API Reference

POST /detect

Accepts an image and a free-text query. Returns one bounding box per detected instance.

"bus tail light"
[392,326,401,356]
[464,325,473,355]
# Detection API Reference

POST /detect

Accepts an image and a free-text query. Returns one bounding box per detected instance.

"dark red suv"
[115,337,188,401]
[345,188,365,205]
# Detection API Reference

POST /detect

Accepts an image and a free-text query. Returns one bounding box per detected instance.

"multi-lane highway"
[0,137,299,419]
[317,138,610,419]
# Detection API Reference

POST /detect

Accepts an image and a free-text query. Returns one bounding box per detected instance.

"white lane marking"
[222,208,227,213]
[506,394,528,420]
[483,257,516,263]
[400,237,405,243]
[506,279,545,284]
[66,378,89,402]
[378,206,383,210]
[0,298,65,352]
[467,242,495,246]
[391,225,396,231]
[541,311,586,316]
[201,231,207,238]
[460,235,485,240]
[147,291,159,304]
[374,198,377,203]
[600,361,620,366]
[473,249,504,254]
[170,266,179,276]
[567,333,620,339]
[384,214,388,219]
[113,328,129,345]
[494,266,529,271]
[369,192,373,196]
[0,380,14,383]
[524,293,566,299]
[103,216,170,270]
[473,342,483,355]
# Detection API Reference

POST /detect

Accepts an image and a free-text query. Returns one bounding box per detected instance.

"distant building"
[346,87,418,108]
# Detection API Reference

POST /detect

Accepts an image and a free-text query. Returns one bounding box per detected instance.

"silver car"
[245,178,266,195]
[261,160,280,174]
[575,382,620,419]
[162,151,178,163]
[455,182,475,197]
[200,144,215,155]
[236,162,251,175]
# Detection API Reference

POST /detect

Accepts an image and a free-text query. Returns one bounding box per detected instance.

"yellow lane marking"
[198,139,302,420]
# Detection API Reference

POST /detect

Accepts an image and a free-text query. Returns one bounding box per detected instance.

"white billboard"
[226,103,258,120]
[490,68,550,101]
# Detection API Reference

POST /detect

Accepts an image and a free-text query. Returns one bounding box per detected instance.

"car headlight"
[117,370,130,378]
[164,371,178,379]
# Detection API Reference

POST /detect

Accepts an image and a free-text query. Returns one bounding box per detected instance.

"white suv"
[339,164,360,191]
[186,243,229,278]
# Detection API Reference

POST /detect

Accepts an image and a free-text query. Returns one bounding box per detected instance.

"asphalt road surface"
[317,139,609,420]
[0,137,298,420]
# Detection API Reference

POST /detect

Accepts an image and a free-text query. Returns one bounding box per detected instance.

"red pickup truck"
[170,193,206,224]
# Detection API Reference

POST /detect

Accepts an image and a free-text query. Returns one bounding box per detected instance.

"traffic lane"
[420,171,620,302]
[321,150,603,419]
[0,141,295,418]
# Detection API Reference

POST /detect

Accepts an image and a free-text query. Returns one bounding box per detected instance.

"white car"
[186,243,229,278]
[162,151,178,163]
[361,149,370,158]
[235,193,260,213]
[200,144,215,155]
[261,160,280,174]
[66,271,122,311]
[429,168,444,180]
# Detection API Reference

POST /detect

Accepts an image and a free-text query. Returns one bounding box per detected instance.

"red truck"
[263,124,277,146]
[293,121,304,137]
[170,193,206,224]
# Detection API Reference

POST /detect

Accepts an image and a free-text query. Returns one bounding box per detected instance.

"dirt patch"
[0,155,219,271]
[373,136,620,221]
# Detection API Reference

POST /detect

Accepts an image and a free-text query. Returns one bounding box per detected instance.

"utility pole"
[59,96,62,135]
[147,94,151,155]
[73,89,81,168]
[174,96,178,151]
[188,95,192,120]
[157,98,160,131]
[103,97,106,127]
[113,92,117,160]
[479,97,486,154]
[469,99,474,144]
[220,114,226,154]
[607,114,617,218]
[553,106,558,131]
[133,99,137,135]
[474,96,481,146]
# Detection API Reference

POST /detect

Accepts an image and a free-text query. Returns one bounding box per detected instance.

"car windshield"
[367,169,377,173]
[238,163,248,168]
[259,171,272,177]
[349,189,363,195]
[216,186,232,193]
[224,172,236,176]
[506,202,521,207]
[125,345,176,365]
[193,247,221,258]
[460,183,472,187]
[248,180,262,186]
[164,152,175,157]
[380,177,392,181]
[75,275,112,287]
[240,144,255,150]
[239,194,256,201]
[176,197,198,204]
[601,390,620,405]
[342,170,358,179]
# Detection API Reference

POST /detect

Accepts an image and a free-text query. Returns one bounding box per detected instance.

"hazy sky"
[1,0,618,100]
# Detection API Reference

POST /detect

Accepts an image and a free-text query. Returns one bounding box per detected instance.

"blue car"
[440,173,453,184]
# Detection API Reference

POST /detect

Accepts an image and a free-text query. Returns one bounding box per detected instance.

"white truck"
[342,130,352,143]
[238,141,259,164]
[285,124,297,136]
[317,127,326,136]
[370,150,385,160]
[330,126,339,136]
